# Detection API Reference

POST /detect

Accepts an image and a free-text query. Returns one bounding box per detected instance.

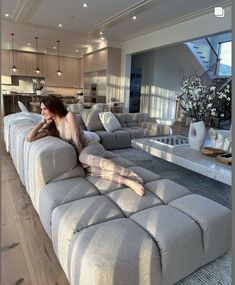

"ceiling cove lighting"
[10,33,18,73]
[35,37,41,74]
[56,40,62,76]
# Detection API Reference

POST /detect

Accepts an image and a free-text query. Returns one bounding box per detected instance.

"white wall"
[131,43,208,118]
[120,6,232,112]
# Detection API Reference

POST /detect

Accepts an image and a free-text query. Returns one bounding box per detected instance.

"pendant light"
[35,37,41,74]
[56,40,62,76]
[10,33,18,73]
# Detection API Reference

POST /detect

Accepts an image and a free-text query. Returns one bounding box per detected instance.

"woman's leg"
[79,144,144,184]
[87,166,144,196]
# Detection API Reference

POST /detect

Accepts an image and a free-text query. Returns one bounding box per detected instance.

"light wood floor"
[1,143,69,285]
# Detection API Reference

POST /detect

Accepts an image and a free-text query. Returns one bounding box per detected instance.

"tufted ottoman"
[49,178,231,285]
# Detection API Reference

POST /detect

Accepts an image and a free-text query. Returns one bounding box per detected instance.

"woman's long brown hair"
[40,95,68,137]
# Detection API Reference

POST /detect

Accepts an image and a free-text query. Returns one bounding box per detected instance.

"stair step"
[200,56,206,58]
[194,46,199,49]
[197,51,203,54]
[203,61,209,63]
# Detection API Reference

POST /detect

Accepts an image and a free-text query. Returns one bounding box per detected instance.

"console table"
[131,137,231,186]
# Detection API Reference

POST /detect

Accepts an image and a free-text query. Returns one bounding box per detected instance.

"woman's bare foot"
[125,179,145,196]
[128,171,144,185]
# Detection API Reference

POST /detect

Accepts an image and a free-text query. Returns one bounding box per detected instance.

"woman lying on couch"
[26,95,144,196]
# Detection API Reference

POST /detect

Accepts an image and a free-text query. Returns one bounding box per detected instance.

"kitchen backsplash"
[2,77,83,96]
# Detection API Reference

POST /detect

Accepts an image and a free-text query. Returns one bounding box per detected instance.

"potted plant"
[32,79,45,95]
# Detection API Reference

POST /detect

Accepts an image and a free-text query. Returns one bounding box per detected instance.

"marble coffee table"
[131,136,232,186]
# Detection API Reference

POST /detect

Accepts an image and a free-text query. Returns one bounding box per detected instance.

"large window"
[218,41,232,76]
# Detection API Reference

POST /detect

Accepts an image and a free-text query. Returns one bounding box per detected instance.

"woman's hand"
[42,116,54,125]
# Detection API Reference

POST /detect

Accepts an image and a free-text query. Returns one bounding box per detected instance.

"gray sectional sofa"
[4,112,231,285]
[80,109,172,149]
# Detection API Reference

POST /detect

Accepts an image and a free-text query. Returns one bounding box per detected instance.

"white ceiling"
[1,0,231,57]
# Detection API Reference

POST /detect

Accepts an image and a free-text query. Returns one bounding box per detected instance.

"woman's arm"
[25,118,49,142]
[66,112,83,154]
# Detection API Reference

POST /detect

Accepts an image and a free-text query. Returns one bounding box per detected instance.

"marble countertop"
[131,137,231,186]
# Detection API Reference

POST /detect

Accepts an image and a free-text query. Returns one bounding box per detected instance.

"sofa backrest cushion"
[67,103,84,114]
[75,114,86,130]
[115,113,149,127]
[82,109,104,131]
[99,112,121,132]
[25,137,80,211]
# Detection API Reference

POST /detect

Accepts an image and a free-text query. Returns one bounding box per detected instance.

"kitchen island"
[3,93,77,115]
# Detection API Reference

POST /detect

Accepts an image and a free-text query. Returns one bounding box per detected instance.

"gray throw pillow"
[82,109,104,131]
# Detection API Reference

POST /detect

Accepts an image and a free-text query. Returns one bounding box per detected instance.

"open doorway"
[129,68,142,112]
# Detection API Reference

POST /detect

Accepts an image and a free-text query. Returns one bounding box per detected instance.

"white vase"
[36,90,42,95]
[188,121,206,150]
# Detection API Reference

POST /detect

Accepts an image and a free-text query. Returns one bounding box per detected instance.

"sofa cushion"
[130,205,205,284]
[67,219,162,285]
[127,166,161,183]
[82,109,104,131]
[99,112,121,132]
[67,103,84,114]
[83,130,100,141]
[24,136,78,212]
[145,179,191,204]
[39,177,99,237]
[74,114,86,130]
[86,176,125,195]
[107,188,162,217]
[169,194,231,262]
[51,196,124,275]
[50,164,86,182]
[95,129,131,150]
[121,127,144,139]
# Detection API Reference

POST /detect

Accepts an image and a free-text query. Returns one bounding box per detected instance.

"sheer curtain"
[140,86,178,119]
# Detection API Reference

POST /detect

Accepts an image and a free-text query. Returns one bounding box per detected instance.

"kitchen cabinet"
[1,49,11,84]
[19,51,46,77]
[83,47,121,103]
[1,50,46,77]
[1,49,81,87]
[45,55,82,87]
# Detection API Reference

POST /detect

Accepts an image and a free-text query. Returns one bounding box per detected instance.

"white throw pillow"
[99,112,121,132]
[18,101,29,112]
[83,130,100,142]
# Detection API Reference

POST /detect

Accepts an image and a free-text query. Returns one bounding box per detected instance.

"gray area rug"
[112,148,231,209]
[111,148,232,284]
[177,253,231,285]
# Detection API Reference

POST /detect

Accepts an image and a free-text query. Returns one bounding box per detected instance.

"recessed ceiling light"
[83,3,88,7]
[132,16,137,20]
[27,43,31,46]
[5,13,9,17]
[75,49,79,52]
[53,46,56,49]
[99,32,103,35]
[59,23,63,27]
